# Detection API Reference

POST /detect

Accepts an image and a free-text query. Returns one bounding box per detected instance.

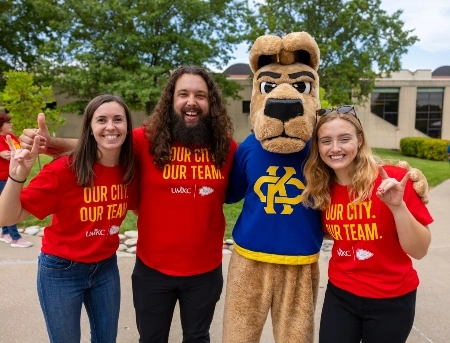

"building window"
[242,100,250,114]
[415,88,444,138]
[370,88,399,126]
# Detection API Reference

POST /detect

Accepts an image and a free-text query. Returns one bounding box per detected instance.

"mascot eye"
[260,81,277,94]
[292,82,311,94]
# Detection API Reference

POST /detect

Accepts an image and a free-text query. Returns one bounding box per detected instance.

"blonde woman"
[303,106,432,343]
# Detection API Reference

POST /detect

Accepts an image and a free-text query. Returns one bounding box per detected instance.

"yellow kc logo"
[254,166,305,214]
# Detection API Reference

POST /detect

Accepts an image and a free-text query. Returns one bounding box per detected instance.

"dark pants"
[319,281,416,343]
[131,257,223,343]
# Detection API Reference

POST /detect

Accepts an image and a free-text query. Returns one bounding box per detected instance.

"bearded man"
[20,66,237,343]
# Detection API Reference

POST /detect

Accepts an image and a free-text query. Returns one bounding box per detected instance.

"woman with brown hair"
[0,95,138,343]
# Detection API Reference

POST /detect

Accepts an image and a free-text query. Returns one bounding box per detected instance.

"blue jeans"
[37,252,121,343]
[0,180,21,240]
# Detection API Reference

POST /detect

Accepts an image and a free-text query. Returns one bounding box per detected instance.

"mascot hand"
[396,161,429,204]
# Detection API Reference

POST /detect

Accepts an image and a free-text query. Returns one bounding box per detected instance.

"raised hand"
[7,134,40,182]
[376,166,409,207]
[19,113,50,153]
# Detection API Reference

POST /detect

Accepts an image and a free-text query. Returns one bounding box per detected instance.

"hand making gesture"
[19,113,50,152]
[6,134,40,183]
[376,165,409,208]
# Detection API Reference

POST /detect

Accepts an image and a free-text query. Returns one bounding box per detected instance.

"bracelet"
[8,174,27,184]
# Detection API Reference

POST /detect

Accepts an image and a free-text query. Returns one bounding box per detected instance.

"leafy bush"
[0,71,65,134]
[400,137,450,161]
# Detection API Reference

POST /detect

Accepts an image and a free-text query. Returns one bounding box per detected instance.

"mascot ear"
[249,35,283,73]
[249,32,320,73]
[297,50,311,66]
[279,32,320,70]
[257,55,278,70]
[397,161,429,204]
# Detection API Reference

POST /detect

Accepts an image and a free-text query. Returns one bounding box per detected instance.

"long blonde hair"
[303,111,380,210]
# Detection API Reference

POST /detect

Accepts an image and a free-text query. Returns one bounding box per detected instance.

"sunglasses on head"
[316,105,358,118]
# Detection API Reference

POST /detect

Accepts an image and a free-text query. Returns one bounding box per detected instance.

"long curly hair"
[143,66,234,169]
[303,111,379,210]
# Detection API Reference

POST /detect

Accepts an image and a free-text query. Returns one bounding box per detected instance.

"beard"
[170,107,213,146]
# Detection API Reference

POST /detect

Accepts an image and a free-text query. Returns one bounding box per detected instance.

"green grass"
[224,200,243,239]
[20,149,450,239]
[372,148,449,188]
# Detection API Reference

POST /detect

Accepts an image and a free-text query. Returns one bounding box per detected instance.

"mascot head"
[249,32,320,154]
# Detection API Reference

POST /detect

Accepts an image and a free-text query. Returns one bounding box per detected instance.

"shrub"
[400,137,450,161]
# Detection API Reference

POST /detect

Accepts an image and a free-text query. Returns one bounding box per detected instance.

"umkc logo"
[171,186,192,194]
[254,166,305,214]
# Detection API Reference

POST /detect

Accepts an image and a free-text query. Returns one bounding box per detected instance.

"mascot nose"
[264,99,304,123]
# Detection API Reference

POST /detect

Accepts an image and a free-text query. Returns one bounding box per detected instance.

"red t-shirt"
[133,127,237,276]
[323,165,433,298]
[20,156,139,263]
[0,133,20,180]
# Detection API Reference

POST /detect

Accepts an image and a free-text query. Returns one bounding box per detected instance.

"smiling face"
[173,73,210,128]
[91,101,128,160]
[317,116,362,185]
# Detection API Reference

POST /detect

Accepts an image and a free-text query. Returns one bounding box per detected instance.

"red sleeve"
[20,162,61,220]
[132,127,147,163]
[127,171,140,211]
[383,165,433,226]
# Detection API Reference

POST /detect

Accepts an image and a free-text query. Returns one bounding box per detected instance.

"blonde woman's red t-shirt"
[323,165,433,298]
[20,156,139,263]
[133,127,237,276]
[0,133,20,180]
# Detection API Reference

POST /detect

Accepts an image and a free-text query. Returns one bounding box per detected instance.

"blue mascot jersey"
[226,134,323,264]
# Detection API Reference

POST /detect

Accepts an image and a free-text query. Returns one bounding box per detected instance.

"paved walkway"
[1,178,449,342]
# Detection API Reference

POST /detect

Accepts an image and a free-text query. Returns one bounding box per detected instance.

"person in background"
[447,143,450,163]
[19,66,237,343]
[0,95,138,343]
[0,113,33,247]
[302,106,433,343]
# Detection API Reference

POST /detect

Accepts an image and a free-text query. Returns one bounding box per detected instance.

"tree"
[0,0,60,86]
[319,87,333,109]
[247,0,418,105]
[0,71,65,134]
[33,0,251,113]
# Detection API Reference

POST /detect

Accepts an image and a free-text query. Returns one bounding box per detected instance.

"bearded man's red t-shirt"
[133,127,237,276]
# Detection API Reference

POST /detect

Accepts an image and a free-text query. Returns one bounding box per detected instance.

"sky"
[224,0,450,72]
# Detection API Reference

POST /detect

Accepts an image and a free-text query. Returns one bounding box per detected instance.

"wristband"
[8,174,27,184]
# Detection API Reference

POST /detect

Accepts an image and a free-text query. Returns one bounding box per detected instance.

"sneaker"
[0,234,12,244]
[10,238,33,248]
